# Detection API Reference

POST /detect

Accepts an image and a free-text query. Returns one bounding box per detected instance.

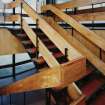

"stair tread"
[91,90,105,105]
[81,77,104,97]
[53,52,64,58]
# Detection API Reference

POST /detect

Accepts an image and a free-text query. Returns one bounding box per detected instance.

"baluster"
[1,96,3,105]
[10,94,12,105]
[12,54,16,79]
[23,92,26,105]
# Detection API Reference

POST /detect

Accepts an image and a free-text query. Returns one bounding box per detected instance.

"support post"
[12,54,16,79]
[13,0,16,27]
[21,2,23,31]
[45,88,51,105]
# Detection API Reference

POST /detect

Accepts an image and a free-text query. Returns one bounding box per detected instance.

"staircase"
[1,0,105,105]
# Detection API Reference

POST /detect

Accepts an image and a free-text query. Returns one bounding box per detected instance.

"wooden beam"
[23,2,83,61]
[0,57,85,95]
[0,15,20,22]
[42,5,105,52]
[74,7,105,14]
[42,0,105,11]
[22,2,85,102]
[0,29,25,55]
[0,67,61,95]
[6,0,21,9]
[44,17,105,75]
[22,20,59,67]
[54,12,105,22]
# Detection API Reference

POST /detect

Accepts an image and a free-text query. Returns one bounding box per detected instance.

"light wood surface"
[66,29,105,63]
[54,12,105,22]
[0,57,85,95]
[0,15,20,22]
[23,2,83,61]
[6,0,21,9]
[22,2,85,101]
[22,19,85,100]
[23,20,59,67]
[42,5,105,52]
[42,0,105,11]
[0,28,25,55]
[44,17,105,76]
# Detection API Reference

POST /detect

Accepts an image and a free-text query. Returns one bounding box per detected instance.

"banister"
[42,5,105,52]
[42,0,105,10]
[21,2,86,103]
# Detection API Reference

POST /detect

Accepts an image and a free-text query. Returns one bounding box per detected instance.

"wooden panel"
[43,17,105,75]
[0,57,85,95]
[6,0,21,9]
[0,15,20,22]
[22,2,85,102]
[0,67,61,95]
[0,29,25,55]
[71,12,105,21]
[60,58,86,88]
[73,30,100,57]
[43,5,105,52]
[54,12,105,22]
[54,0,105,10]
[23,2,83,61]
[93,30,105,62]
[22,20,59,67]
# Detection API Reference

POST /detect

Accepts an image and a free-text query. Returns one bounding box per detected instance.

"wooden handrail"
[22,2,83,61]
[42,5,105,52]
[42,0,105,10]
[0,57,85,95]
[44,16,105,75]
[0,15,20,22]
[53,11,105,22]
[22,2,86,103]
[22,20,59,67]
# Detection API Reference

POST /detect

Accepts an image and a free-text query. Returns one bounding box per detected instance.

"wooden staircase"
[1,0,105,105]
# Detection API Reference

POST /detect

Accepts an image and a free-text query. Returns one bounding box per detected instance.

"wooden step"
[81,76,104,97]
[90,88,105,105]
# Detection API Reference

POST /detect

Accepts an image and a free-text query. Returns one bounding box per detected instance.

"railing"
[21,1,86,105]
[42,0,105,10]
[41,4,105,75]
[0,1,86,105]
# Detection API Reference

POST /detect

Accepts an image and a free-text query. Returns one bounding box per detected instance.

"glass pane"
[0,67,12,77]
[16,62,35,73]
[15,53,31,63]
[0,55,12,66]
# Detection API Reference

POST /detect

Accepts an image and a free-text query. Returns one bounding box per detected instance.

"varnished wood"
[22,20,59,67]
[0,57,85,95]
[23,2,83,61]
[66,29,105,63]
[22,2,85,102]
[42,0,105,11]
[6,0,21,9]
[54,12,105,22]
[0,15,20,22]
[0,29,25,55]
[44,17,105,75]
[42,5,105,52]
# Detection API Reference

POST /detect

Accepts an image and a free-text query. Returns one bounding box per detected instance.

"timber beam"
[0,57,85,95]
